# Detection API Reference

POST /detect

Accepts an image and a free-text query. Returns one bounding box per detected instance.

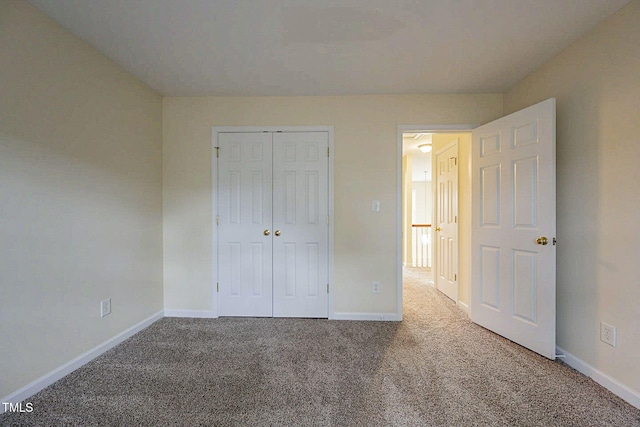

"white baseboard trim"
[164,309,218,318]
[556,346,640,409]
[457,301,469,315]
[331,312,401,321]
[0,310,164,413]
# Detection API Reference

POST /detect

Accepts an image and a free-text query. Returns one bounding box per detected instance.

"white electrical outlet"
[101,298,112,318]
[372,281,380,294]
[600,322,616,347]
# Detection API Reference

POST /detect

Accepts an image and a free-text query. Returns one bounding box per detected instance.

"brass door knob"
[536,236,549,245]
[263,229,271,236]
[274,230,281,237]
[435,227,441,232]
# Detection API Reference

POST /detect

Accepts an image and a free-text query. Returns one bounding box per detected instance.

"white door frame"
[212,126,335,318]
[396,124,476,320]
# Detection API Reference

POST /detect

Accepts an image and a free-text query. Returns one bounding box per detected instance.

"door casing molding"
[212,126,335,318]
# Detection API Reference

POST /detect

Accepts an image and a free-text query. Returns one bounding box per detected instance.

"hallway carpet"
[2,268,639,426]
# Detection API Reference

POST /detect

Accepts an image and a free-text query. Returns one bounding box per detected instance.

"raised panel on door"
[471,98,556,359]
[272,132,329,318]
[217,132,273,317]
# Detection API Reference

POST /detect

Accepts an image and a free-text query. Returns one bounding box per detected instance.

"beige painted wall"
[504,0,640,396]
[432,134,472,307]
[163,95,502,315]
[0,1,163,398]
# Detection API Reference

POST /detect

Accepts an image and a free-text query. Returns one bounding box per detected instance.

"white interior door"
[471,98,556,359]
[217,130,329,318]
[435,141,458,302]
[272,132,329,317]
[217,132,273,317]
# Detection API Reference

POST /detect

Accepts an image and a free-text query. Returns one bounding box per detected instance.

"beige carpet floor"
[1,268,639,426]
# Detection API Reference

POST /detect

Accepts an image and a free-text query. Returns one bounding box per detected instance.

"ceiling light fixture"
[418,144,432,153]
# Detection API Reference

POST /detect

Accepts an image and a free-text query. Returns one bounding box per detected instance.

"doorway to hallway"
[397,99,557,360]
[401,132,434,278]
[400,129,472,312]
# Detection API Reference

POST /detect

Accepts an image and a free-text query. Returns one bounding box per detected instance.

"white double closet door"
[217,131,329,318]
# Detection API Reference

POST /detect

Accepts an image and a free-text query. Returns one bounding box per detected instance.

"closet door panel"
[217,132,273,317]
[272,132,329,318]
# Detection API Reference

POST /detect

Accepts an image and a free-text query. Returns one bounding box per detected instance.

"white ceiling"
[27,0,629,97]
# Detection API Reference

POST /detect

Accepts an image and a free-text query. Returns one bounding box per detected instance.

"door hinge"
[216,283,219,292]
[450,156,457,165]
[455,216,458,223]
[327,147,330,157]
[327,283,330,294]
[215,147,220,158]
[454,274,457,281]
[216,215,219,225]
[326,215,330,225]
